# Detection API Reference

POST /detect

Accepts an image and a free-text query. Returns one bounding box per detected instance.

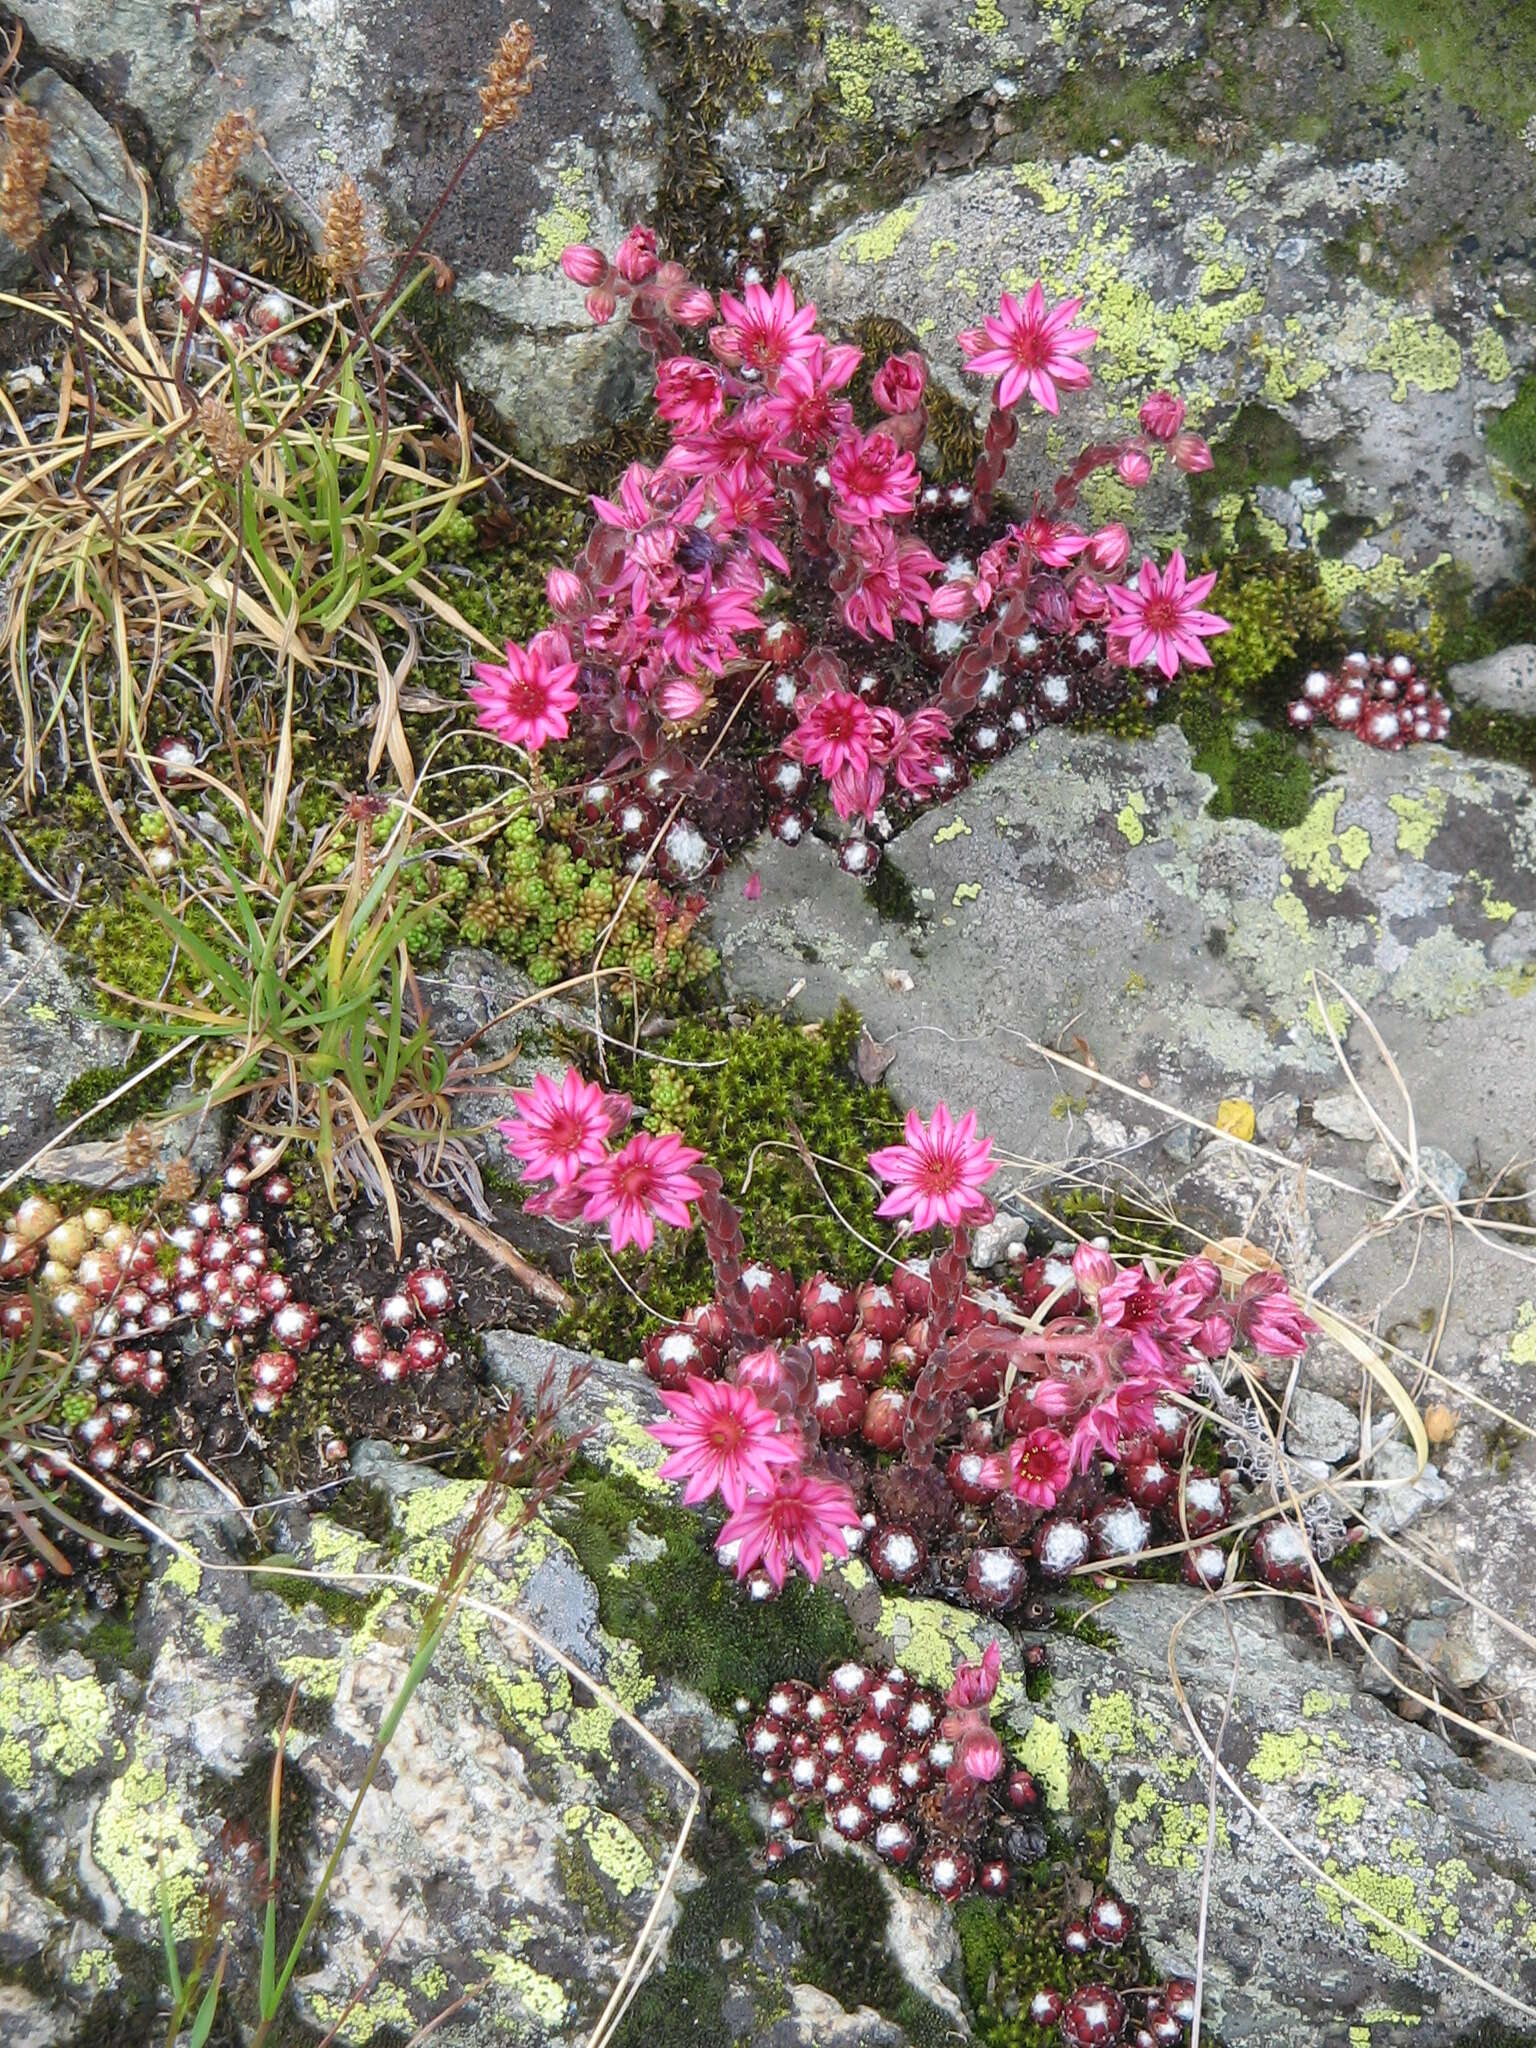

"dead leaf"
[856,1025,896,1086]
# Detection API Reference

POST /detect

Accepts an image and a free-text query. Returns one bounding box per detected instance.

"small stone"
[1256,1092,1300,1142]
[1283,1389,1359,1465]
[1447,642,1536,716]
[1311,1090,1380,1142]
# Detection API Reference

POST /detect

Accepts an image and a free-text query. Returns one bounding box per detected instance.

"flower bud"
[1072,1241,1118,1295]
[560,243,609,286]
[871,350,927,414]
[957,1725,1004,1783]
[545,566,585,615]
[1169,429,1214,474]
[585,285,619,325]
[1084,522,1131,574]
[668,285,717,327]
[1138,390,1186,440]
[613,225,658,283]
[1115,445,1153,487]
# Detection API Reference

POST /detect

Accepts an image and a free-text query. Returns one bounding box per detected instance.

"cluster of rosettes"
[742,1648,1045,1900]
[344,1266,455,1383]
[465,235,1229,888]
[175,263,306,375]
[1031,1975,1197,2047]
[642,1251,1254,1610]
[1286,652,1450,750]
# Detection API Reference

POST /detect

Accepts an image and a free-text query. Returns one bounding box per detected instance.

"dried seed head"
[1423,1401,1457,1446]
[480,21,543,134]
[0,102,51,252]
[160,1157,198,1204]
[121,1122,158,1175]
[321,174,368,282]
[183,109,258,239]
[198,397,249,478]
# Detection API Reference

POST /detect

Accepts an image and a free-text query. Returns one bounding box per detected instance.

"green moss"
[55,1057,177,1136]
[457,801,714,998]
[555,1004,902,1356]
[1487,376,1536,489]
[766,1852,955,2048]
[1307,0,1536,134]
[556,1463,858,1709]
[1181,699,1315,830]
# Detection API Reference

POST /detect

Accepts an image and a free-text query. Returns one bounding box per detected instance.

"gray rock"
[21,70,139,224]
[1256,1091,1300,1143]
[789,143,1532,605]
[1284,1388,1359,1465]
[1449,643,1536,715]
[1311,1089,1382,1142]
[0,1846,62,1966]
[14,0,663,452]
[713,727,1536,1177]
[0,913,128,1174]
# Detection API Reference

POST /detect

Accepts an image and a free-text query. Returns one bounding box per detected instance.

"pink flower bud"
[670,286,717,327]
[1138,391,1186,441]
[958,1725,1004,1784]
[653,260,687,289]
[585,286,619,325]
[560,243,609,287]
[656,674,709,722]
[613,225,658,283]
[743,870,763,902]
[926,579,977,621]
[1084,522,1131,575]
[1193,1310,1235,1359]
[1169,430,1214,474]
[1072,1242,1118,1294]
[946,1640,1002,1709]
[546,567,586,615]
[733,1345,787,1397]
[1115,445,1153,488]
[1070,576,1109,622]
[871,350,928,414]
[1028,578,1074,634]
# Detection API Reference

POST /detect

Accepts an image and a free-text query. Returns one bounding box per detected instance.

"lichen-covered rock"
[788,142,1530,608]
[0,914,129,1174]
[714,724,1536,1171]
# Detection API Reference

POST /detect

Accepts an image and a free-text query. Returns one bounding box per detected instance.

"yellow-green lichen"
[512,167,591,275]
[279,1654,344,1703]
[1366,318,1462,402]
[1281,790,1372,893]
[94,1756,206,1932]
[823,8,925,123]
[1015,1715,1072,1814]
[1510,1302,1536,1366]
[852,203,923,264]
[0,1661,115,1786]
[1471,325,1514,383]
[309,1981,416,2045]
[563,1802,654,1897]
[1116,791,1148,845]
[1248,1728,1322,1784]
[475,1945,569,2027]
[1388,788,1447,859]
[1317,1786,1368,1833]
[162,1553,203,1598]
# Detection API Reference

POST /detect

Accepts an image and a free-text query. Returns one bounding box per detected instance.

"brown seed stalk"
[0,101,50,251]
[198,396,249,478]
[183,109,258,238]
[480,21,543,134]
[321,174,369,283]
